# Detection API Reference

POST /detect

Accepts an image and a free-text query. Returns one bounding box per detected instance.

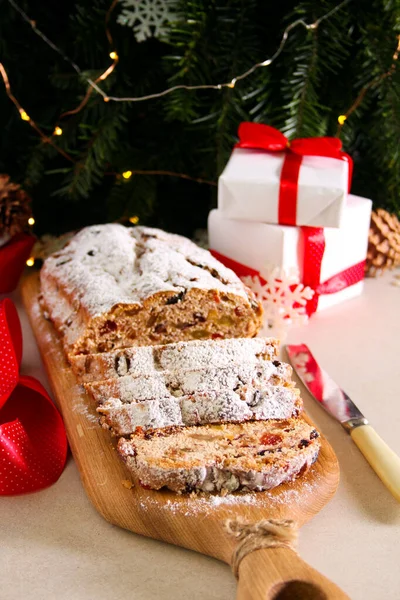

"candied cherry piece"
[260,433,283,446]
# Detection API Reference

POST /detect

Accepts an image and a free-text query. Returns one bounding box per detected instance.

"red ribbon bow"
[0,233,36,293]
[0,298,67,495]
[236,122,353,226]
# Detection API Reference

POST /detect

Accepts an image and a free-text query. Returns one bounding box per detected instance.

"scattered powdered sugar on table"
[207,493,258,507]
[138,494,257,517]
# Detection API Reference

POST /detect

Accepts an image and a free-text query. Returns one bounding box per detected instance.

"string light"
[118,169,217,186]
[2,0,398,236]
[26,257,35,267]
[0,62,74,163]
[7,0,390,194]
[6,0,352,106]
[28,217,35,225]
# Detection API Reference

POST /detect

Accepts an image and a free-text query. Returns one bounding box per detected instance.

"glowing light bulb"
[129,216,139,224]
[28,217,35,226]
[109,51,118,60]
[228,78,237,89]
[26,257,35,267]
[104,96,110,102]
[53,126,63,136]
[122,170,132,180]
[338,115,347,125]
[20,110,30,121]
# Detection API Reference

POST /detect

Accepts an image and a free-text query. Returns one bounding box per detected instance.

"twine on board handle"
[225,518,298,578]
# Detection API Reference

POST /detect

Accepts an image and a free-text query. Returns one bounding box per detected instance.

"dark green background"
[1,0,399,237]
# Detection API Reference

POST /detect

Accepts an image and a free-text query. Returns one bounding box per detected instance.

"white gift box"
[218,147,349,228]
[208,194,372,312]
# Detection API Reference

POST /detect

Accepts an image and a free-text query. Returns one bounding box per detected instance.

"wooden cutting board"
[21,272,346,599]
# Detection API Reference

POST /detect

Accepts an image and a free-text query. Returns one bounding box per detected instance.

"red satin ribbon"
[0,298,67,495]
[0,233,36,293]
[300,227,366,314]
[236,122,353,226]
[210,245,366,317]
[278,153,302,226]
[301,227,326,315]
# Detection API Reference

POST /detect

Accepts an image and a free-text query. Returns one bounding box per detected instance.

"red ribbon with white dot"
[0,298,67,495]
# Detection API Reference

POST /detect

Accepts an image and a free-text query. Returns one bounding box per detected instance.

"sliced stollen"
[98,385,302,436]
[117,419,320,493]
[70,337,279,383]
[40,224,263,357]
[85,361,293,405]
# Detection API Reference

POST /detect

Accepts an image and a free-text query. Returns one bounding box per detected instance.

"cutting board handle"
[236,547,349,599]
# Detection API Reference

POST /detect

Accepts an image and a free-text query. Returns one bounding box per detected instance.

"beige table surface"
[1,272,400,599]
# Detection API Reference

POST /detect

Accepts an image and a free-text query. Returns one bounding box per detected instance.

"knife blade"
[286,343,400,502]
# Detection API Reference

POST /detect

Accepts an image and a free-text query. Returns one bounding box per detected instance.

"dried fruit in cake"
[117,418,320,493]
[40,224,263,357]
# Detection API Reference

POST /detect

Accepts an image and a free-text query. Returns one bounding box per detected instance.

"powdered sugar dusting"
[88,360,293,405]
[97,384,300,436]
[41,224,249,321]
[72,337,279,383]
[89,355,298,435]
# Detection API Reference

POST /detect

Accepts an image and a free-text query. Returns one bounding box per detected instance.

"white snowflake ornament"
[242,266,314,340]
[117,0,178,43]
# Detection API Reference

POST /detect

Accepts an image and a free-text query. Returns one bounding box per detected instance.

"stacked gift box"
[208,122,372,317]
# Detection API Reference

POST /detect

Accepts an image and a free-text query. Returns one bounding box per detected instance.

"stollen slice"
[118,418,320,493]
[98,386,302,436]
[70,337,279,383]
[85,361,293,405]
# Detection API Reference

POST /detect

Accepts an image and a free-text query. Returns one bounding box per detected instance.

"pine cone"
[366,208,400,276]
[0,174,33,238]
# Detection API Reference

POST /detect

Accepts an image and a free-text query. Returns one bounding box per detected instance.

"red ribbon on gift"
[300,227,366,315]
[0,298,67,495]
[0,233,36,293]
[211,237,366,317]
[236,122,353,226]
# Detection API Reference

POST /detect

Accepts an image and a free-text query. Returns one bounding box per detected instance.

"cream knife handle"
[351,424,400,502]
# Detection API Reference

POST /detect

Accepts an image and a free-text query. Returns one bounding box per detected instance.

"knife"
[286,343,400,502]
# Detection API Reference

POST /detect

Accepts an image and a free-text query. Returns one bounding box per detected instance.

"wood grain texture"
[21,272,343,598]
